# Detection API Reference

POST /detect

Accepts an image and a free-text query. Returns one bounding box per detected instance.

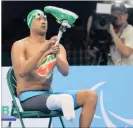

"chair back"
[6,67,17,97]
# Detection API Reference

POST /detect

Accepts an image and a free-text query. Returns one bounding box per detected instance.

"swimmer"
[11,8,98,127]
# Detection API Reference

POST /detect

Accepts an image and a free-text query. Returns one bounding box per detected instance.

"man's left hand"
[45,44,60,56]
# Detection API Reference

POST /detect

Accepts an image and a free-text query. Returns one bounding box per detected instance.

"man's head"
[27,9,48,35]
[111,2,128,26]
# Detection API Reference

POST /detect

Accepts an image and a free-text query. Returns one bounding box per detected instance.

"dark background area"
[2,1,133,66]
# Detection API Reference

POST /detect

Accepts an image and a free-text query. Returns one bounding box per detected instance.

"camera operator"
[86,3,133,65]
[108,3,133,65]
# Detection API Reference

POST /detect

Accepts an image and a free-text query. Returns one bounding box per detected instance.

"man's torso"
[15,37,53,96]
[110,24,133,65]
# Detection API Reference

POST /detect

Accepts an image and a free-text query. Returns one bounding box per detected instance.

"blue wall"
[52,66,133,127]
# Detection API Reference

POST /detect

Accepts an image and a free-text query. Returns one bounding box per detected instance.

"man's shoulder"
[126,24,133,31]
[122,24,133,37]
[59,44,66,50]
[59,43,64,47]
[14,37,28,44]
[12,37,28,48]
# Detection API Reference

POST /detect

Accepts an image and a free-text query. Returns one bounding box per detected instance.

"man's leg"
[46,94,75,120]
[46,90,98,127]
[76,90,98,128]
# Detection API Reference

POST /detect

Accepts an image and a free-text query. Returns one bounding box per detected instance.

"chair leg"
[8,106,14,128]
[8,108,25,128]
[59,116,65,128]
[48,117,52,128]
[8,122,12,128]
[19,116,25,128]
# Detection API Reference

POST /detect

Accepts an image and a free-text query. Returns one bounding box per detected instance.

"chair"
[6,67,67,128]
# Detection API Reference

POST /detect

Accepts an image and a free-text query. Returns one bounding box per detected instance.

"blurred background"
[2,0,133,66]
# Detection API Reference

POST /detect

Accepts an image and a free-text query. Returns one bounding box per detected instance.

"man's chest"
[25,43,44,59]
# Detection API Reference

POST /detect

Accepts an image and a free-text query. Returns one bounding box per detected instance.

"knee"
[85,90,98,105]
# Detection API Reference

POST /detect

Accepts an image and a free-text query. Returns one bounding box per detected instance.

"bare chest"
[25,43,43,59]
[24,43,52,83]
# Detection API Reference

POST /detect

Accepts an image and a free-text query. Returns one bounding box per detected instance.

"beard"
[35,28,47,36]
[38,31,46,36]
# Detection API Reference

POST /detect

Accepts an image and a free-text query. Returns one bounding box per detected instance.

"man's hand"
[45,44,60,56]
[56,45,69,76]
[108,24,116,36]
[42,36,57,52]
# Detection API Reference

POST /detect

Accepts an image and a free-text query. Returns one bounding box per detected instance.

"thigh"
[54,90,81,109]
[21,94,51,113]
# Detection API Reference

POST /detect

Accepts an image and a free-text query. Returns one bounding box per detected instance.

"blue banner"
[51,66,133,127]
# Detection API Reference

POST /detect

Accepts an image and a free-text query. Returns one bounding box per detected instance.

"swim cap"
[27,9,46,28]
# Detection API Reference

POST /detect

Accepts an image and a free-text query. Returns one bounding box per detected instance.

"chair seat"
[13,106,81,118]
[13,110,64,118]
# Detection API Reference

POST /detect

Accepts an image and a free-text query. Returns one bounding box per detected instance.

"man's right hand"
[43,36,57,52]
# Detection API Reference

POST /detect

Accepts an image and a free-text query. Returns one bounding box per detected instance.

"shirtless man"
[11,9,98,127]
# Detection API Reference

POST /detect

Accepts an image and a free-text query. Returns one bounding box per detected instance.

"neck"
[29,30,46,43]
[121,20,128,27]
[120,22,128,30]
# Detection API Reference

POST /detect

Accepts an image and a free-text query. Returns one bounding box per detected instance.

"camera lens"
[99,19,106,27]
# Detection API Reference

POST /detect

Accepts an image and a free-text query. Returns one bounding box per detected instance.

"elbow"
[19,74,24,78]
[19,71,25,78]
[18,69,27,78]
[58,63,69,76]
[62,71,69,76]
[62,67,69,76]
[63,66,69,76]
[19,73,24,78]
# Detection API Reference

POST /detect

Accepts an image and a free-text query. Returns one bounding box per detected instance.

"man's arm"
[56,44,69,76]
[11,41,47,77]
[110,24,133,57]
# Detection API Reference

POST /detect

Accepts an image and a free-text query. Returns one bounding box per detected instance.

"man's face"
[31,14,48,35]
[113,13,127,26]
